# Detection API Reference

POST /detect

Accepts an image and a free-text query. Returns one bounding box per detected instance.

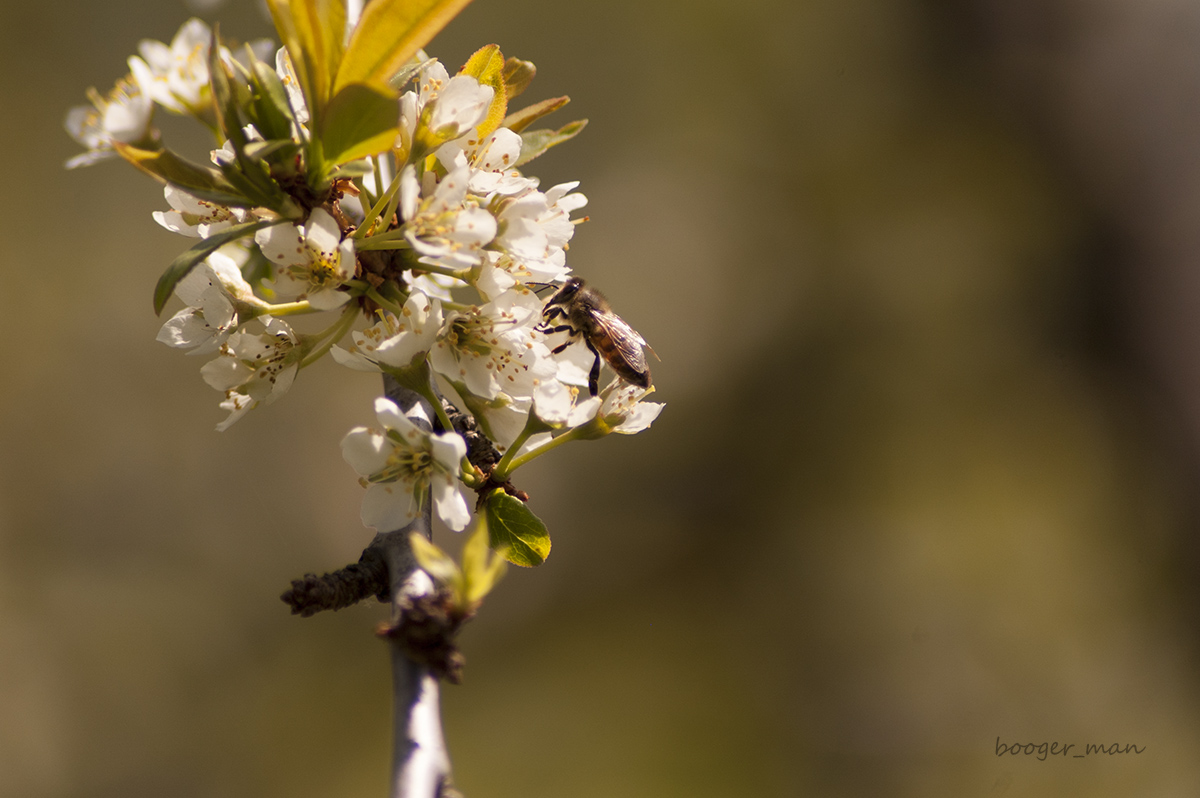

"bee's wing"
[591,310,648,372]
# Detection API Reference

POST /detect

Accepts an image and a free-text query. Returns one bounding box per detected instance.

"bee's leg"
[538,307,567,329]
[544,325,578,354]
[583,338,602,396]
[545,306,566,321]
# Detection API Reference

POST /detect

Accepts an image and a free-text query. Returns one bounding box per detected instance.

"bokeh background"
[5,0,1200,795]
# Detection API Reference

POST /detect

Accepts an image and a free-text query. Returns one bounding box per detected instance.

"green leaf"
[243,139,300,163]
[501,96,569,134]
[484,490,550,567]
[265,0,346,124]
[388,57,437,92]
[321,0,474,165]
[112,143,249,207]
[153,219,279,315]
[502,58,536,100]
[208,33,293,211]
[321,83,401,166]
[461,515,506,605]
[515,119,588,167]
[248,58,299,143]
[208,28,249,156]
[409,532,462,586]
[334,0,475,95]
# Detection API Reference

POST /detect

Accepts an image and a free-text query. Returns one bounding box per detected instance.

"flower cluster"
[66,10,662,569]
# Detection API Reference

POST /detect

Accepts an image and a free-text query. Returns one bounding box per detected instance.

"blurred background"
[4,0,1200,795]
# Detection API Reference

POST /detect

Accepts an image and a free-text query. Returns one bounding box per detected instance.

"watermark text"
[995,737,1145,760]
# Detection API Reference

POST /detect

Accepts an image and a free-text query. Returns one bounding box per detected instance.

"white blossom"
[429,289,555,402]
[486,181,586,286]
[158,245,265,355]
[342,397,470,531]
[331,290,443,372]
[200,318,300,431]
[437,127,534,198]
[568,382,664,434]
[397,61,494,157]
[255,208,354,309]
[127,18,213,115]
[64,77,153,169]
[152,184,246,238]
[400,164,496,271]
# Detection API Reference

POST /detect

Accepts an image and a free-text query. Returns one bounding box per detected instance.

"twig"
[380,374,453,798]
[280,546,389,616]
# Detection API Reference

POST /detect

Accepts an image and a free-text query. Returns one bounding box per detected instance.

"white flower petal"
[432,476,470,531]
[341,427,392,475]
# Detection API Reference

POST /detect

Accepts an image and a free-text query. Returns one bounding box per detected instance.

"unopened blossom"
[200,318,300,431]
[332,290,443,372]
[127,18,213,116]
[342,397,470,531]
[64,77,153,169]
[158,245,266,355]
[275,47,309,125]
[255,208,354,309]
[429,290,555,402]
[400,164,496,271]
[153,184,246,238]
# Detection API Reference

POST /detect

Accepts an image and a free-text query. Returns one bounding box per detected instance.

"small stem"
[299,303,359,367]
[356,169,403,239]
[354,233,412,251]
[491,416,540,479]
[494,422,579,479]
[372,154,385,199]
[262,299,317,317]
[413,261,473,282]
[367,287,406,316]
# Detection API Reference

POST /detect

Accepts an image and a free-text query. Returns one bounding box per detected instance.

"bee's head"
[547,277,585,306]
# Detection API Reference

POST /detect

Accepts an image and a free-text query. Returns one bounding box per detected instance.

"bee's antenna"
[523,281,559,296]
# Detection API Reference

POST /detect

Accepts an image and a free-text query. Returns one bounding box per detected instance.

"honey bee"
[540,277,654,397]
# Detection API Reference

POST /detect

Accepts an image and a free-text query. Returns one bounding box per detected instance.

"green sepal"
[515,119,588,167]
[484,489,550,567]
[209,32,294,212]
[209,28,248,157]
[502,96,569,134]
[242,139,301,164]
[153,219,280,315]
[216,158,290,213]
[247,57,299,143]
[112,142,249,207]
